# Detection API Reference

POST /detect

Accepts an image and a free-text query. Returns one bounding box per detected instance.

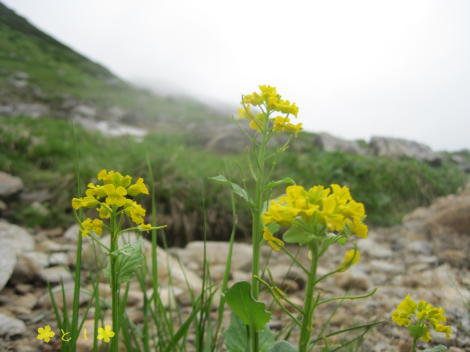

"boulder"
[0,243,16,291]
[404,185,470,236]
[0,221,35,254]
[179,241,252,271]
[370,136,441,163]
[0,313,26,338]
[314,133,365,155]
[0,171,24,197]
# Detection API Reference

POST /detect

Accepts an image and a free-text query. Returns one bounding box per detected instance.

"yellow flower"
[97,204,111,219]
[85,183,106,199]
[71,196,99,210]
[37,325,55,343]
[392,295,452,342]
[239,85,301,135]
[98,169,132,188]
[80,218,104,237]
[262,227,284,251]
[138,224,152,232]
[263,184,367,240]
[263,200,299,226]
[103,184,127,207]
[97,325,115,343]
[248,113,267,131]
[339,249,360,271]
[124,200,146,225]
[127,178,149,197]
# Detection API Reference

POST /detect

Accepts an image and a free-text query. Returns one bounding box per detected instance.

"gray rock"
[369,260,404,275]
[370,136,441,163]
[64,224,84,243]
[314,133,365,155]
[12,252,46,282]
[357,237,393,259]
[180,241,252,271]
[335,268,371,291]
[38,266,73,283]
[38,282,90,309]
[0,103,50,118]
[268,265,306,292]
[407,240,433,255]
[0,221,35,254]
[0,243,16,291]
[71,104,96,119]
[0,313,26,338]
[0,171,24,197]
[48,252,70,266]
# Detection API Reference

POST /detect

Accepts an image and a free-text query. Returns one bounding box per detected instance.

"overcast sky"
[4,0,470,151]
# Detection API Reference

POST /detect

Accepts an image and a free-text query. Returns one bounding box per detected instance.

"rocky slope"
[0,176,469,351]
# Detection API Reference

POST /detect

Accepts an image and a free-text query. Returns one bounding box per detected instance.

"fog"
[4,0,470,150]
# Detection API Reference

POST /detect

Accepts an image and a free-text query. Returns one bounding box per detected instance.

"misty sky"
[4,0,470,151]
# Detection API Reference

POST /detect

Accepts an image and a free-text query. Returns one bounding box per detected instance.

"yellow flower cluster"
[392,295,452,342]
[262,184,367,249]
[72,170,151,237]
[238,85,302,135]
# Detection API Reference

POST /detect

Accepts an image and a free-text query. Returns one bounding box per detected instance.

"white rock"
[0,243,16,291]
[38,282,90,309]
[180,241,252,271]
[0,171,24,196]
[0,313,26,337]
[0,221,35,254]
[39,266,73,283]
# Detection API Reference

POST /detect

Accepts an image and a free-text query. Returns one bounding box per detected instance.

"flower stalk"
[299,241,318,352]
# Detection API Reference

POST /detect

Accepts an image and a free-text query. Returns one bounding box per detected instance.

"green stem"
[250,133,269,352]
[110,211,120,352]
[69,232,83,351]
[299,241,319,352]
[411,337,417,352]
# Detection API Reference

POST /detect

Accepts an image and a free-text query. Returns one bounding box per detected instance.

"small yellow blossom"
[85,183,106,199]
[97,325,115,343]
[80,218,104,237]
[37,325,55,343]
[103,184,127,207]
[339,249,360,271]
[392,295,452,342]
[98,169,132,188]
[262,227,284,251]
[71,196,99,210]
[127,178,149,197]
[124,200,146,225]
[97,204,111,219]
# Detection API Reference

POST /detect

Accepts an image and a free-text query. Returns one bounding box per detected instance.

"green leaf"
[209,175,252,204]
[269,341,298,352]
[224,313,275,352]
[265,177,296,190]
[108,240,144,284]
[225,281,271,331]
[423,346,448,352]
[283,223,314,245]
[266,222,280,234]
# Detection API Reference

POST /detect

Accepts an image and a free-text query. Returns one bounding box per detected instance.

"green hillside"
[0,2,220,126]
[0,2,467,243]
